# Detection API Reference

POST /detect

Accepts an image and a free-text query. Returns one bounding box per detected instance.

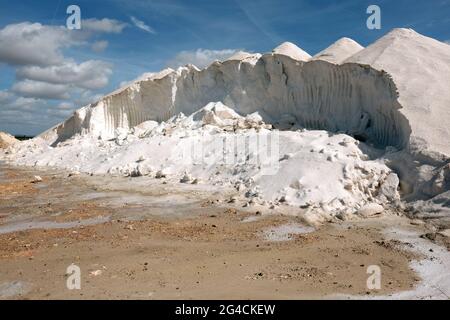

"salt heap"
[312,37,364,64]
[2,28,449,221]
[346,28,450,203]
[4,101,399,223]
[0,132,19,149]
[346,28,450,157]
[272,42,311,61]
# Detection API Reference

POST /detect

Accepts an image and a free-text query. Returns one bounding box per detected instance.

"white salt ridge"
[272,42,311,61]
[312,37,364,64]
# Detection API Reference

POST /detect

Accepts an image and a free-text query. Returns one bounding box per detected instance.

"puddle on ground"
[0,216,110,235]
[241,215,263,223]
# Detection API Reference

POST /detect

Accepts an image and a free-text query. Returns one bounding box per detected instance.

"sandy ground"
[0,164,448,300]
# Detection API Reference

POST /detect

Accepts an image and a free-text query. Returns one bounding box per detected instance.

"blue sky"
[0,0,449,135]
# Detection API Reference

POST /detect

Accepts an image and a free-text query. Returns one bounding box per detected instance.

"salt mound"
[4,102,400,223]
[312,37,364,64]
[272,42,311,61]
[0,132,19,149]
[346,28,450,157]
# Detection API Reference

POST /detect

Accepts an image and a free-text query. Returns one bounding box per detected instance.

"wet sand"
[0,164,447,299]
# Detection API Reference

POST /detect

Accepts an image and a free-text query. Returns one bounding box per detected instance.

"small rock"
[279,153,293,161]
[180,172,192,183]
[438,229,450,238]
[136,155,146,162]
[410,219,425,226]
[357,203,384,217]
[155,170,166,179]
[228,197,237,203]
[89,270,102,276]
[31,176,43,183]
[68,171,80,177]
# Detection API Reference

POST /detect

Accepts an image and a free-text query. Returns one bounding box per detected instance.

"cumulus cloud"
[0,19,126,67]
[83,18,128,34]
[17,60,113,90]
[0,90,12,103]
[91,40,109,52]
[0,97,69,135]
[0,22,73,66]
[12,80,70,100]
[167,48,241,69]
[0,18,124,135]
[0,20,116,103]
[130,16,156,34]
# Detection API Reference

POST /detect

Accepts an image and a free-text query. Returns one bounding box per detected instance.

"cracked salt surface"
[263,223,315,242]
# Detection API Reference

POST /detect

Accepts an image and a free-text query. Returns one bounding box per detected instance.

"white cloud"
[56,102,74,110]
[17,60,113,90]
[0,22,74,66]
[0,20,126,67]
[0,90,12,103]
[12,80,70,100]
[0,20,116,104]
[167,48,241,69]
[9,97,43,110]
[91,40,109,52]
[0,18,125,135]
[83,18,128,33]
[130,16,156,34]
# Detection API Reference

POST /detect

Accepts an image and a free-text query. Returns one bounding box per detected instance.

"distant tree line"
[15,135,34,141]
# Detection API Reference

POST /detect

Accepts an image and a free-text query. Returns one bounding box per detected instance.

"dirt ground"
[0,164,443,300]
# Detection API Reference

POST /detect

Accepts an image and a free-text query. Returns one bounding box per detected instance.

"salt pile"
[2,28,449,222]
[311,37,364,64]
[0,132,19,149]
[272,42,311,61]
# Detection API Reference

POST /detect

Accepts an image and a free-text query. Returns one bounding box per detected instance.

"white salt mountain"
[346,28,450,157]
[2,28,450,221]
[312,37,364,64]
[346,28,450,205]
